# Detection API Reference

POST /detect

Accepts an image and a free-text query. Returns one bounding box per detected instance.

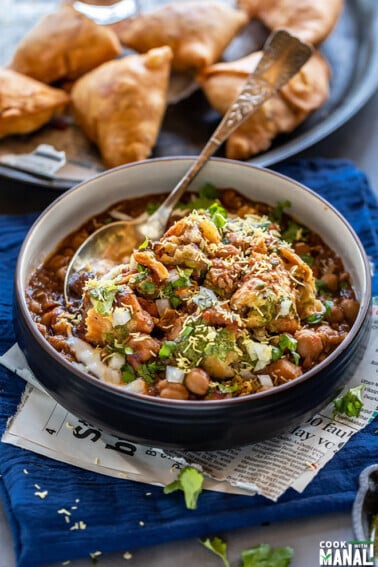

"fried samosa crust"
[10,6,121,84]
[71,46,173,168]
[114,1,248,72]
[0,68,70,139]
[197,51,330,160]
[237,0,344,45]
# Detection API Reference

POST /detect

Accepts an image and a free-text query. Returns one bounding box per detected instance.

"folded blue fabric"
[1,159,377,567]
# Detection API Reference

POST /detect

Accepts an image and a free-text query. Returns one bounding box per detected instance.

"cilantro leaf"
[300,253,314,266]
[178,183,218,210]
[163,466,204,510]
[306,300,333,324]
[282,220,307,243]
[140,280,156,295]
[121,363,136,384]
[271,200,291,223]
[138,237,149,250]
[201,536,230,567]
[332,384,365,419]
[241,543,293,567]
[278,334,297,353]
[146,201,159,215]
[208,202,227,229]
[87,283,119,315]
[158,341,177,358]
[137,362,164,384]
[273,334,300,365]
[216,381,239,394]
[163,268,192,308]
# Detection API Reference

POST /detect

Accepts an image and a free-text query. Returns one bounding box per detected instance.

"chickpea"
[56,266,67,282]
[294,242,311,256]
[159,383,189,400]
[295,329,323,368]
[45,254,67,271]
[185,368,210,396]
[320,273,339,293]
[266,359,302,383]
[340,298,359,324]
[28,299,41,314]
[328,304,344,324]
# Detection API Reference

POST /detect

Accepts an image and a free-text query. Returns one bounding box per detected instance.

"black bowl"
[352,465,378,545]
[14,158,372,450]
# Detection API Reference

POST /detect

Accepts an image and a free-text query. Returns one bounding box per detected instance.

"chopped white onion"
[245,340,272,371]
[278,298,292,317]
[258,374,274,388]
[192,286,218,309]
[124,377,147,394]
[167,269,180,282]
[166,366,186,384]
[108,353,125,370]
[156,298,170,316]
[112,307,131,326]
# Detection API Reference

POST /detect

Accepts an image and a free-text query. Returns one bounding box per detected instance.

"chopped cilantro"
[279,334,297,353]
[307,300,333,324]
[216,382,239,394]
[201,536,230,567]
[162,268,192,307]
[146,201,159,215]
[291,352,300,366]
[180,325,194,340]
[315,279,330,292]
[163,466,204,510]
[87,282,119,315]
[208,202,227,229]
[332,384,365,419]
[271,200,291,223]
[138,362,165,384]
[301,253,314,266]
[206,327,237,361]
[241,543,294,567]
[178,183,218,210]
[158,341,177,358]
[174,267,192,288]
[121,363,136,384]
[272,334,299,365]
[140,280,156,295]
[138,237,149,250]
[282,220,307,243]
[271,346,282,361]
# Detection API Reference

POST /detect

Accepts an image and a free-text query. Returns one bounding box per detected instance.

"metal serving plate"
[0,0,377,190]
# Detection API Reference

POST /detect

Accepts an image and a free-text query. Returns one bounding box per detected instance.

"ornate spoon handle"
[147,30,312,238]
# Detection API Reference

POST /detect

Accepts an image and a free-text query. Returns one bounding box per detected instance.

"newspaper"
[1,301,378,502]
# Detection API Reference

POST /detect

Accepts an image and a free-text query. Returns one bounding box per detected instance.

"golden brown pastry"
[0,68,70,139]
[197,50,330,160]
[9,6,121,84]
[113,1,248,72]
[237,0,344,45]
[71,46,173,168]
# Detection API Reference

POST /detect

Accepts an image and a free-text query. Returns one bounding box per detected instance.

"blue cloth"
[0,159,377,567]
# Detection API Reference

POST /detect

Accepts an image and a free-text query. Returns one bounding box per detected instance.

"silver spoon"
[72,0,140,25]
[64,30,312,304]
